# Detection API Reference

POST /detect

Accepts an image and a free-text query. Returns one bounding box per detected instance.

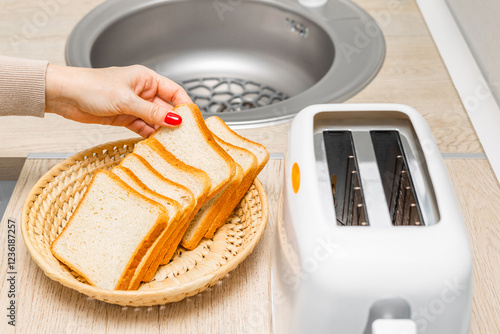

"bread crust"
[50,170,103,287]
[51,169,169,290]
[133,138,214,267]
[151,103,237,199]
[204,135,258,238]
[119,154,197,283]
[149,104,239,250]
[112,166,182,290]
[143,138,212,204]
[159,219,189,266]
[205,116,270,177]
[204,164,244,239]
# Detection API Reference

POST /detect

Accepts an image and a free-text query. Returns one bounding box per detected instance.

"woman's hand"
[45,64,192,137]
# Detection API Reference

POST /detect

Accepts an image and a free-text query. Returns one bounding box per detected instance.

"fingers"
[54,108,117,125]
[153,74,193,106]
[124,95,182,127]
[55,107,156,137]
[151,95,173,108]
[126,118,156,138]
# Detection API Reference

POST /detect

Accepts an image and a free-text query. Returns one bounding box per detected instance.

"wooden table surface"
[0,158,283,334]
[1,157,499,333]
[0,0,499,333]
[0,0,483,157]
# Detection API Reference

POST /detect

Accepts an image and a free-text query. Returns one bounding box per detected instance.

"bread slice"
[151,103,236,199]
[151,103,237,248]
[204,136,258,238]
[119,153,196,280]
[182,163,243,248]
[111,166,181,289]
[133,138,211,264]
[205,116,269,178]
[134,138,211,215]
[51,170,169,290]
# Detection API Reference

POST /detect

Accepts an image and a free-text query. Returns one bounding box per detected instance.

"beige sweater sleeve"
[0,56,48,117]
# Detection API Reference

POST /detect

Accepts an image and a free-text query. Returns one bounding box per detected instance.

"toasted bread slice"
[204,136,258,238]
[133,138,212,264]
[205,116,269,178]
[51,170,169,290]
[151,103,237,248]
[119,153,196,281]
[111,166,181,289]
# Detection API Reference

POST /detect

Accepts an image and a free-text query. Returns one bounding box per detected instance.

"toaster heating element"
[323,130,425,227]
[275,104,473,334]
[323,131,368,226]
[371,131,424,226]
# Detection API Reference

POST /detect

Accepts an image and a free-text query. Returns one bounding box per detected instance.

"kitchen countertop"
[1,157,499,333]
[0,0,483,157]
[0,0,499,333]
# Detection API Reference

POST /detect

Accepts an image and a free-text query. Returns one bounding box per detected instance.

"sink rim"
[66,0,386,128]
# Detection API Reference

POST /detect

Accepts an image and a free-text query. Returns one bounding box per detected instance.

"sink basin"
[66,0,385,127]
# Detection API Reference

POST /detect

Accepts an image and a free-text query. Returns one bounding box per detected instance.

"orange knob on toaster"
[292,162,300,193]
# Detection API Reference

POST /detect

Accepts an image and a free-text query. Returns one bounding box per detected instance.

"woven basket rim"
[21,138,268,304]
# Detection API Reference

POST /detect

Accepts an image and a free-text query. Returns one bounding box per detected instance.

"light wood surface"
[1,157,499,333]
[0,0,482,158]
[0,0,499,332]
[444,159,500,334]
[0,158,283,334]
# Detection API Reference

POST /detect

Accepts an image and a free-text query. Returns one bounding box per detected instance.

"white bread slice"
[119,153,196,280]
[151,103,236,199]
[182,163,243,248]
[51,170,168,290]
[151,103,237,249]
[205,116,270,178]
[133,138,211,264]
[111,166,181,289]
[134,138,211,213]
[204,136,258,238]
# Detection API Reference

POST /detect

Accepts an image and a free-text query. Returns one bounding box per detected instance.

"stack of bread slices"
[50,104,269,291]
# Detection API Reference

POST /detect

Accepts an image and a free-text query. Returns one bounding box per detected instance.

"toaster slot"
[370,131,424,226]
[323,131,368,226]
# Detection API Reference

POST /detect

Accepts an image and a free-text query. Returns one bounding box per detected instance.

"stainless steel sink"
[0,180,17,220]
[66,0,385,127]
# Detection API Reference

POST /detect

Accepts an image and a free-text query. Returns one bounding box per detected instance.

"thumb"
[125,96,182,127]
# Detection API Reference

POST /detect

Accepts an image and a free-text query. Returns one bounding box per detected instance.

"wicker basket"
[21,138,268,306]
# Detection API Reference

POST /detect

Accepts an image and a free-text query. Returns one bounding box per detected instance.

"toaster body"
[275,104,473,334]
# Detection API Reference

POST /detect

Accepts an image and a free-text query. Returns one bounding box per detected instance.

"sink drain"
[181,77,289,113]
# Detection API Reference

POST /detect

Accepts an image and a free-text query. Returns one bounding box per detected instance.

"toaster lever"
[372,319,417,334]
[362,298,414,334]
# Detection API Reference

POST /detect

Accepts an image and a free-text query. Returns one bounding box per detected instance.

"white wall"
[445,0,500,106]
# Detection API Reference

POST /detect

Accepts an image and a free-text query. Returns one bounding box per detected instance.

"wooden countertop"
[0,0,483,157]
[0,0,499,333]
[1,157,499,333]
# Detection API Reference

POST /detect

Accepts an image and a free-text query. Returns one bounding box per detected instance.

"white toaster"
[274,104,473,334]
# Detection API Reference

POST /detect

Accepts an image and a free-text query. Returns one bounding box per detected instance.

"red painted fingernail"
[164,112,182,126]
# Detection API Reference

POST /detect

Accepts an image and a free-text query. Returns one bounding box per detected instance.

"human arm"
[0,56,191,137]
[44,64,191,137]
